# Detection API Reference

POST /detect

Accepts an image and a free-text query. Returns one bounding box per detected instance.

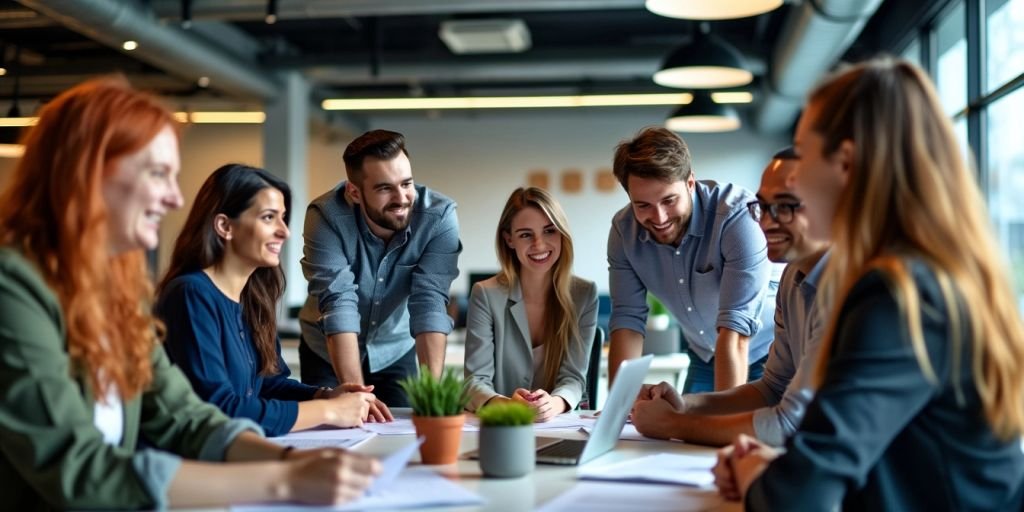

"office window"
[902,38,922,67]
[987,87,1024,305]
[986,0,1024,93]
[936,2,967,115]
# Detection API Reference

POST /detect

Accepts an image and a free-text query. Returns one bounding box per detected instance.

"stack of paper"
[577,453,717,487]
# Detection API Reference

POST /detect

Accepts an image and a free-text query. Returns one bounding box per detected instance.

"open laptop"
[533,354,653,466]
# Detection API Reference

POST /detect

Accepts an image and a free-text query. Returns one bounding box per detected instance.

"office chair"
[579,326,605,410]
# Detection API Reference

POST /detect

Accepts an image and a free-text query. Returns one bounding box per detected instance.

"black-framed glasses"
[746,200,803,224]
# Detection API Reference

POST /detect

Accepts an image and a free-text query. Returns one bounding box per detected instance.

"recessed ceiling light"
[122,40,138,51]
[198,76,210,88]
[321,93,695,111]
[0,67,7,76]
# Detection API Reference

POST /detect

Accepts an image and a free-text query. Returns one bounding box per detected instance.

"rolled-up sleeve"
[608,222,649,336]
[715,211,770,336]
[408,205,461,336]
[301,205,361,335]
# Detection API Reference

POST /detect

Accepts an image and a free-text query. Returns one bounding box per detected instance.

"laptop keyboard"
[537,439,587,463]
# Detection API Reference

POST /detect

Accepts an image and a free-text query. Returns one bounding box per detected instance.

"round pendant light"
[665,92,741,133]
[646,0,784,20]
[653,32,753,89]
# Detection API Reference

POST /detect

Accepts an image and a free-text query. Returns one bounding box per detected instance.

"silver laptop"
[534,354,653,466]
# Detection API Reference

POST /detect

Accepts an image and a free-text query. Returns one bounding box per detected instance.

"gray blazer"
[464,275,598,411]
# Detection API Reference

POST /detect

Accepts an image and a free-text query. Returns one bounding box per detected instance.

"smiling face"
[221,187,289,269]
[102,124,183,254]
[791,103,851,242]
[757,159,828,262]
[347,152,416,240]
[503,206,563,278]
[627,174,696,246]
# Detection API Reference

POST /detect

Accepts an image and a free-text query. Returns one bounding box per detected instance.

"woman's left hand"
[513,389,567,422]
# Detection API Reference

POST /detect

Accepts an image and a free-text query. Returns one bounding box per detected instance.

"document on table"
[577,453,717,487]
[269,428,377,449]
[231,467,484,511]
[360,417,479,436]
[581,423,666,442]
[367,438,422,495]
[537,481,724,512]
[532,413,596,431]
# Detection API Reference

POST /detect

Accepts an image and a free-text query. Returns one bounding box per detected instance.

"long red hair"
[0,77,178,400]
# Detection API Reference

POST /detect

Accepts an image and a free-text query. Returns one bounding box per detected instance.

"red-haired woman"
[0,78,379,509]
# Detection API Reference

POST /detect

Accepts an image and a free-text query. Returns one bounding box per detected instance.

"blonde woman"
[464,187,598,421]
[714,57,1024,510]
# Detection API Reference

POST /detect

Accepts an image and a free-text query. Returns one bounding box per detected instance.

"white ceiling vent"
[439,19,532,54]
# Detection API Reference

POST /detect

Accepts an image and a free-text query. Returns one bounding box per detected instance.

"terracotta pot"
[411,414,465,464]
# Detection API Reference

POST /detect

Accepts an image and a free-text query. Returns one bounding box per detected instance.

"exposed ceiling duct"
[147,0,645,21]
[15,0,280,100]
[754,0,883,133]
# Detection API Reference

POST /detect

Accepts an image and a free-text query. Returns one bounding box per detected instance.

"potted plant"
[476,402,536,478]
[399,366,470,465]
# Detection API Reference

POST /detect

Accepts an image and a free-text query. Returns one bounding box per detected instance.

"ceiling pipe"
[753,0,883,134]
[16,0,280,100]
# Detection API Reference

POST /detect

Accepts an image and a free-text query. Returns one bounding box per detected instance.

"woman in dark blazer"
[157,164,391,437]
[464,187,598,421]
[714,57,1024,511]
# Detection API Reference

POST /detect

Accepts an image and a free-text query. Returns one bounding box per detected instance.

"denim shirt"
[299,182,461,373]
[607,180,775,363]
[750,250,829,445]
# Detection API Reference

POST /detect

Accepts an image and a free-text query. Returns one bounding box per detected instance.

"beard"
[365,201,412,232]
[644,218,683,245]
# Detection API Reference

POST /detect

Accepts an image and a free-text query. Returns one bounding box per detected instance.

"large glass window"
[987,87,1024,305]
[986,0,1024,93]
[936,2,967,116]
[902,38,921,67]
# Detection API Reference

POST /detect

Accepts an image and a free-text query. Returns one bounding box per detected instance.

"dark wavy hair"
[159,163,291,376]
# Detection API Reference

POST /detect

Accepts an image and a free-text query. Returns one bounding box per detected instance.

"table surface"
[355,420,739,511]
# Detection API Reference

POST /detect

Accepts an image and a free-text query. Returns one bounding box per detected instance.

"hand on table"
[328,383,394,423]
[512,388,567,422]
[713,433,779,501]
[283,448,381,504]
[635,381,684,410]
[631,395,680,440]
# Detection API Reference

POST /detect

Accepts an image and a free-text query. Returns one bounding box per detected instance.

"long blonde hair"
[810,57,1024,439]
[495,187,579,390]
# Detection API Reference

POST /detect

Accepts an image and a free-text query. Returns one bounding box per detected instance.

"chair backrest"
[579,326,605,410]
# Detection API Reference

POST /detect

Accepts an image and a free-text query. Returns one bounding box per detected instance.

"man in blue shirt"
[608,127,775,393]
[298,129,462,408]
[631,148,830,446]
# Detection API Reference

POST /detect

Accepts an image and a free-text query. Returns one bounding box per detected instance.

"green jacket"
[0,248,260,510]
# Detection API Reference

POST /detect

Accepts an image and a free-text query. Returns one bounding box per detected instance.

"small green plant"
[399,366,470,417]
[477,402,535,427]
[647,293,668,316]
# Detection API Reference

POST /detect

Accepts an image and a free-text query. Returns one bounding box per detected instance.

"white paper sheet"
[580,423,669,442]
[536,481,724,512]
[231,467,484,512]
[367,437,422,495]
[532,413,596,431]
[269,428,377,449]
[361,417,479,436]
[577,453,717,487]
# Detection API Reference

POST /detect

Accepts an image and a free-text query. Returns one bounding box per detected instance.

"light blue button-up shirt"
[299,183,461,373]
[751,251,829,446]
[607,180,775,363]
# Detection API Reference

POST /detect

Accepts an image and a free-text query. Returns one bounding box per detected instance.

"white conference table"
[181,410,740,512]
[355,419,738,511]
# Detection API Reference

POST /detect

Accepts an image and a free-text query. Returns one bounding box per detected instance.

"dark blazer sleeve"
[159,280,300,437]
[746,270,943,511]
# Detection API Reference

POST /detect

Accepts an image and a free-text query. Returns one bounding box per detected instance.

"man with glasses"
[608,127,777,393]
[631,148,831,447]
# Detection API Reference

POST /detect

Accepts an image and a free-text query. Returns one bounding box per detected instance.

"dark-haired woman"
[157,164,391,437]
